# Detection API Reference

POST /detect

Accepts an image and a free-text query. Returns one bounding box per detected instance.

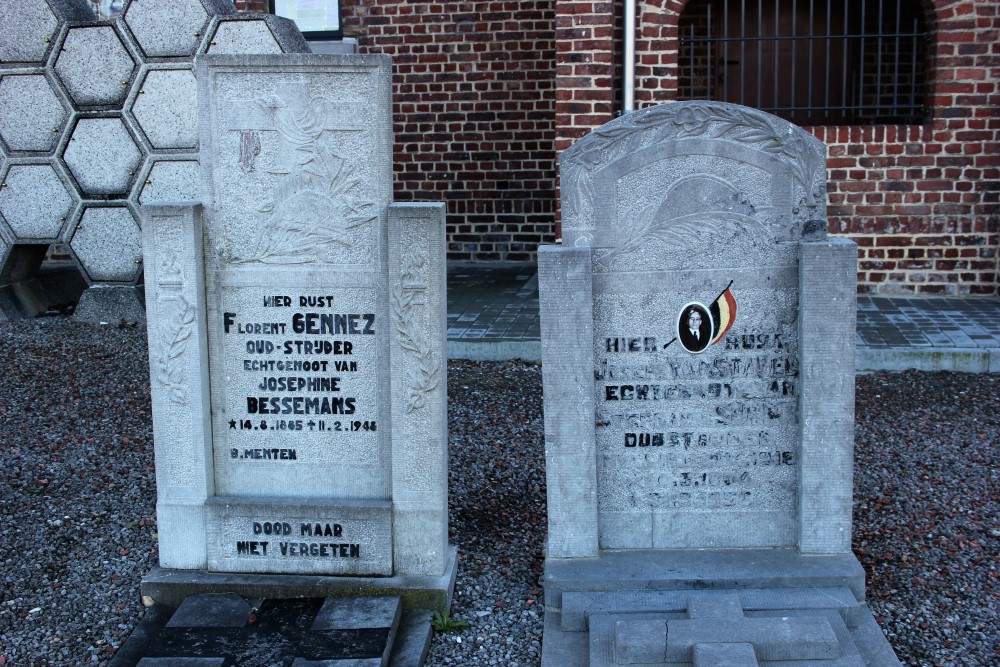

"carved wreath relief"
[391,240,442,413]
[218,94,377,265]
[152,221,194,405]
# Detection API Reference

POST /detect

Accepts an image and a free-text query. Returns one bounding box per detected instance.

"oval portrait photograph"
[677,302,713,353]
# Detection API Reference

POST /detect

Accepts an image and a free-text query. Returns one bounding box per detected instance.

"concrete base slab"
[388,610,435,667]
[543,549,868,607]
[560,587,865,632]
[545,606,897,667]
[693,643,758,667]
[542,550,900,667]
[856,346,995,373]
[118,549,456,667]
[447,338,541,361]
[141,545,458,614]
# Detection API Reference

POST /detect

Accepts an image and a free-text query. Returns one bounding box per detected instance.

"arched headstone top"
[560,102,827,265]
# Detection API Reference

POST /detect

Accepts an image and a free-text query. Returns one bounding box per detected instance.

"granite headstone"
[135,54,452,665]
[539,101,899,666]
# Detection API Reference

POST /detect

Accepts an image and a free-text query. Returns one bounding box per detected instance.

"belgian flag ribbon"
[709,281,737,346]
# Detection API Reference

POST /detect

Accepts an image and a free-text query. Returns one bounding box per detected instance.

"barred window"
[678,0,929,125]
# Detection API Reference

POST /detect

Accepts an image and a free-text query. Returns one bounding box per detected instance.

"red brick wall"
[809,0,997,296]
[234,1,268,11]
[554,1,619,152]
[554,0,999,295]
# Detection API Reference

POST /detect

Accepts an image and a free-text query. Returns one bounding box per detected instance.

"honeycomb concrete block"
[0,72,70,153]
[124,0,234,58]
[63,116,142,196]
[70,205,142,283]
[137,160,200,205]
[54,24,136,107]
[0,0,313,321]
[0,162,76,240]
[0,0,96,66]
[205,16,311,55]
[129,67,198,150]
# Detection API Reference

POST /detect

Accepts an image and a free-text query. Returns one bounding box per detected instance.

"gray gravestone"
[539,102,899,666]
[137,54,451,664]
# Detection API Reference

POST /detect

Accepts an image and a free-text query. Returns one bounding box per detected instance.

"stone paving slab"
[445,269,999,371]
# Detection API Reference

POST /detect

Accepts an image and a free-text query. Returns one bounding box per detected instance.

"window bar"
[741,0,746,106]
[808,0,816,121]
[707,2,713,100]
[858,0,866,120]
[910,15,919,119]
[757,0,763,109]
[723,0,729,103]
[875,0,884,118]
[791,0,797,120]
[841,1,849,119]
[773,0,780,113]
[689,21,696,101]
[822,0,829,122]
[892,0,901,117]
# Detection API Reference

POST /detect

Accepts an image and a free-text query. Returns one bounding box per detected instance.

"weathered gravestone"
[134,54,453,665]
[539,102,900,666]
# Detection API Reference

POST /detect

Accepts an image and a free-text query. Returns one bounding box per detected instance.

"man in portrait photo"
[678,303,713,353]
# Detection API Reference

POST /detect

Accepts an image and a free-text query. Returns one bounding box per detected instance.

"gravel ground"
[0,317,997,666]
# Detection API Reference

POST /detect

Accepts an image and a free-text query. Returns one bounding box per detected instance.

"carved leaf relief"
[594,174,768,268]
[155,294,196,405]
[391,245,442,413]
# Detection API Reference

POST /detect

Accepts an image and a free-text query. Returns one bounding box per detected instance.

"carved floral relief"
[218,95,377,265]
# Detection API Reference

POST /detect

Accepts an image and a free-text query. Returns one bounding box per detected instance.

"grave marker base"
[109,591,436,667]
[542,549,900,667]
[114,547,456,667]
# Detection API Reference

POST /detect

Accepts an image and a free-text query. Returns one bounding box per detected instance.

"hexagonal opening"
[54,25,136,108]
[0,243,87,318]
